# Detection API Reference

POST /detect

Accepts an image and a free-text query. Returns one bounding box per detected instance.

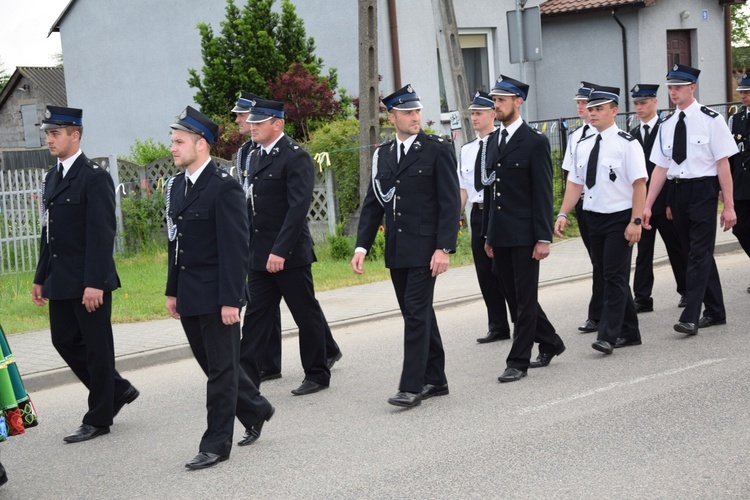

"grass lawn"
[0,226,477,335]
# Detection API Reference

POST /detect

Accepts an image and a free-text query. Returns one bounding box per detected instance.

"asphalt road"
[3,251,750,499]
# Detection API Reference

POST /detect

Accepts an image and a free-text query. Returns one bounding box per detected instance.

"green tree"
[187,0,323,119]
[732,4,750,70]
[0,58,11,92]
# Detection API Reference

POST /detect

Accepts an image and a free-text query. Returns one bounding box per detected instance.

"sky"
[0,0,65,72]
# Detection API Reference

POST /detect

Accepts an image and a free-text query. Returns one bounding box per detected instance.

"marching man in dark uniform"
[165,106,274,470]
[555,86,647,355]
[644,64,738,336]
[459,90,513,344]
[351,84,460,408]
[32,106,139,443]
[233,91,284,381]
[727,73,750,292]
[234,92,342,382]
[239,98,340,396]
[481,76,566,381]
[629,84,687,312]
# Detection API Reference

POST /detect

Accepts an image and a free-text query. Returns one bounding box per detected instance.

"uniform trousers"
[732,198,750,257]
[491,245,564,371]
[575,198,604,322]
[182,312,271,457]
[241,266,330,388]
[261,307,341,375]
[586,209,640,343]
[470,204,512,331]
[49,292,131,427]
[633,211,687,303]
[671,177,726,323]
[389,266,447,393]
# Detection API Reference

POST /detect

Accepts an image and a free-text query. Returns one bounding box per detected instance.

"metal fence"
[0,155,337,275]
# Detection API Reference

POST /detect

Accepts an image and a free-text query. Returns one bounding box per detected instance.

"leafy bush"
[366,226,386,261]
[305,118,361,224]
[121,188,166,254]
[326,223,353,260]
[123,138,171,165]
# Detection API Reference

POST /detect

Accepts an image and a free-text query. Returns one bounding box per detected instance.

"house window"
[21,104,41,148]
[438,30,495,113]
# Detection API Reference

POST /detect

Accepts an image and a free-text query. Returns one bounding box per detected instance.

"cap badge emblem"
[179,109,187,119]
[44,109,51,119]
[633,85,639,92]
[406,84,413,93]
[673,64,679,71]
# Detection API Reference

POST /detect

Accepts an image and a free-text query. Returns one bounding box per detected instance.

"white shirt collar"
[185,157,212,186]
[261,132,285,156]
[397,133,419,156]
[499,116,523,144]
[58,149,83,177]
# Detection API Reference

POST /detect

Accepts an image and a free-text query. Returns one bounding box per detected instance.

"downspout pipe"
[388,0,402,90]
[725,5,734,101]
[612,10,630,113]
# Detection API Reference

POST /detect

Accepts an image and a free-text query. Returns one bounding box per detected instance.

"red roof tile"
[540,0,650,16]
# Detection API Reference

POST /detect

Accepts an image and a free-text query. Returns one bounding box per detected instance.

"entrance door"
[666,30,692,108]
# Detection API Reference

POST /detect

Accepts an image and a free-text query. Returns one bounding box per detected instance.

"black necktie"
[498,129,508,154]
[581,124,590,137]
[643,124,650,141]
[186,178,193,195]
[399,142,406,165]
[672,112,687,165]
[473,139,485,192]
[261,149,268,159]
[56,163,63,183]
[586,134,602,189]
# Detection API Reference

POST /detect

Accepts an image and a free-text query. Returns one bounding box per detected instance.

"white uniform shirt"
[458,128,497,204]
[561,123,594,173]
[650,100,738,179]
[569,123,648,213]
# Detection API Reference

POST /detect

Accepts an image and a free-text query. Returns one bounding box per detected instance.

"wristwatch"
[631,218,642,225]
[441,248,452,254]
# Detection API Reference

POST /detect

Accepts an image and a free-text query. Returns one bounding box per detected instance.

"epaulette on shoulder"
[618,130,636,141]
[214,166,231,179]
[658,110,675,124]
[700,105,719,118]
[379,139,393,148]
[531,128,543,135]
[85,158,101,170]
[427,134,448,143]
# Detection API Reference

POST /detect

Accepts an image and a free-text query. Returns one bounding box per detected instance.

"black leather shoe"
[529,345,566,368]
[613,337,642,348]
[113,385,140,418]
[578,319,598,333]
[260,371,282,382]
[591,340,614,355]
[387,391,421,408]
[0,462,7,486]
[291,379,328,396]
[185,452,228,470]
[698,316,726,328]
[498,367,527,382]
[678,295,687,308]
[634,300,654,313]
[238,406,275,446]
[420,384,449,399]
[674,321,698,336]
[326,351,343,369]
[746,283,750,294]
[63,424,110,443]
[476,330,511,343]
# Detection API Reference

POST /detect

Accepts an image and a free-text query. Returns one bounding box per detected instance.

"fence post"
[325,168,336,235]
[109,155,125,255]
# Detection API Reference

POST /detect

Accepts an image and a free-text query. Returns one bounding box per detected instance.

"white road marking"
[518,358,726,414]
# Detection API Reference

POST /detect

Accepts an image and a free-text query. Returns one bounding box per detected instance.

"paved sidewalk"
[14,226,741,392]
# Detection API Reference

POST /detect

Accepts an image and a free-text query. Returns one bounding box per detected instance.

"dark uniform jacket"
[356,130,461,268]
[631,121,669,214]
[244,134,317,272]
[34,153,120,299]
[481,123,553,247]
[729,106,750,200]
[165,160,248,316]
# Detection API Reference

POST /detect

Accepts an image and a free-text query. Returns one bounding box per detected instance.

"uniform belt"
[673,176,714,184]
[472,202,484,210]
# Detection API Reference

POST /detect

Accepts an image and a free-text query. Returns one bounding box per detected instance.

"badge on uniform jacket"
[609,169,617,182]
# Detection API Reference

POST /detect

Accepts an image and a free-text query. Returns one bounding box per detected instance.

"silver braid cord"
[39,179,49,243]
[164,176,179,264]
[479,139,495,186]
